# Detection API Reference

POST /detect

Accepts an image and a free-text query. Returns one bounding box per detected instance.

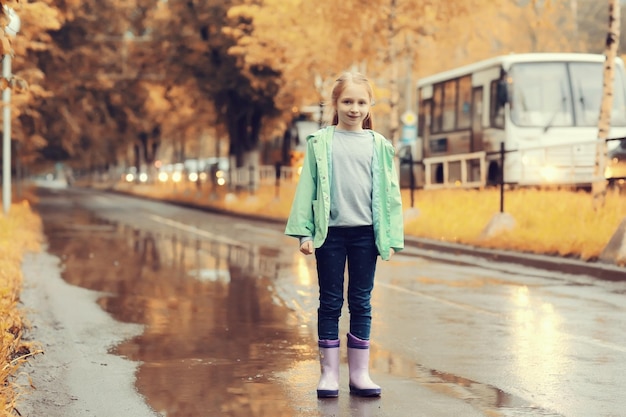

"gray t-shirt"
[329,129,374,227]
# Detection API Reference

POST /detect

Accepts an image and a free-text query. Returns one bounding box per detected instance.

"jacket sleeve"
[387,142,405,252]
[284,137,318,239]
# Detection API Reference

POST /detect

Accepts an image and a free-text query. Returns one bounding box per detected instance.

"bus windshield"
[509,61,626,128]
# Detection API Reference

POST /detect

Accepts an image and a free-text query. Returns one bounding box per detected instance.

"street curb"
[402,237,626,281]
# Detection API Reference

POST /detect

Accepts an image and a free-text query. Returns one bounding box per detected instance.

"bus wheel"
[487,162,501,186]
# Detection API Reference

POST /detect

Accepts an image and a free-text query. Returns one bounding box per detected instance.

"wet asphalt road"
[31,187,626,417]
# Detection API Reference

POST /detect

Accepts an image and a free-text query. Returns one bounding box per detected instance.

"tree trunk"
[593,0,620,209]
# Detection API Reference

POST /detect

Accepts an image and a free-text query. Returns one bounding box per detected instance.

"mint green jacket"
[284,126,404,260]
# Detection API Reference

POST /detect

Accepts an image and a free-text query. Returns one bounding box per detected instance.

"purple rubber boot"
[347,333,381,397]
[317,339,340,398]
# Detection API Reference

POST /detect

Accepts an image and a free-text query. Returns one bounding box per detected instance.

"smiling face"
[334,82,372,131]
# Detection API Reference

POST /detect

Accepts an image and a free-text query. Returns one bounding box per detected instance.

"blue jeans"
[315,225,378,341]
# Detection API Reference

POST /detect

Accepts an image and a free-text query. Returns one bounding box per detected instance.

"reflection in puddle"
[188,268,230,283]
[37,199,315,417]
[369,347,564,416]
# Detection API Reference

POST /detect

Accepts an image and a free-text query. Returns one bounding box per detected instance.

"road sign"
[401,111,417,126]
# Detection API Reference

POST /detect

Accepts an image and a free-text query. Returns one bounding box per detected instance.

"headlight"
[125,173,134,182]
[139,173,148,183]
[540,165,558,182]
[188,172,198,182]
[522,155,541,166]
[172,172,182,183]
[158,172,169,182]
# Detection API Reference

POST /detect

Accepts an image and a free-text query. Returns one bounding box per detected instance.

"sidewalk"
[18,251,158,417]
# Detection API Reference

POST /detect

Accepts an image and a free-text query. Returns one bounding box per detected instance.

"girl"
[285,72,404,398]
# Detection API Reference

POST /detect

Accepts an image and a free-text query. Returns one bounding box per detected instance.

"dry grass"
[0,199,42,416]
[113,180,626,262]
[115,181,296,221]
[402,188,626,261]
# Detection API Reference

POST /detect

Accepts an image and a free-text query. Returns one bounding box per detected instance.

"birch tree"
[593,0,620,209]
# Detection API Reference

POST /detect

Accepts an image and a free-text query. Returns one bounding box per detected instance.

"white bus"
[399,53,626,189]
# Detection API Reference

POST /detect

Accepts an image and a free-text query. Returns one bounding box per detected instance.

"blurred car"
[606,139,626,185]
[157,158,229,186]
[123,166,149,183]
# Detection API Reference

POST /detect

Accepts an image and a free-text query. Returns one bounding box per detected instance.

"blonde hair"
[330,72,374,129]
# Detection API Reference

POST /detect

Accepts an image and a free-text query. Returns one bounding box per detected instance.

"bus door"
[412,98,431,187]
[470,87,484,183]
[419,99,431,157]
[471,87,483,152]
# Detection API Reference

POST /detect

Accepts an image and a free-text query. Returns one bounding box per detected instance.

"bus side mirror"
[496,80,509,108]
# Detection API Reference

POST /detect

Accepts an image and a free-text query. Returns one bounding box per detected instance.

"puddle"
[35,191,315,416]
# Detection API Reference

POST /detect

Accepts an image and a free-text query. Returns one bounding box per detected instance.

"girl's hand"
[300,240,314,255]
[388,248,395,260]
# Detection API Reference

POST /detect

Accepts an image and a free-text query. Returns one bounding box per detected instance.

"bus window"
[509,62,574,128]
[429,138,447,153]
[457,76,472,129]
[429,77,470,133]
[432,84,443,133]
[442,80,457,131]
[570,62,626,127]
[490,80,505,128]
[490,69,508,129]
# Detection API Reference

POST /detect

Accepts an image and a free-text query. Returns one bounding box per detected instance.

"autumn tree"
[225,0,513,146]
[20,0,190,175]
[0,1,62,171]
[23,0,146,171]
[144,0,284,168]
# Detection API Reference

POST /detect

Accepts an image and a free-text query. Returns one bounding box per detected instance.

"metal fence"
[197,137,625,212]
[227,164,300,192]
[400,136,626,210]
